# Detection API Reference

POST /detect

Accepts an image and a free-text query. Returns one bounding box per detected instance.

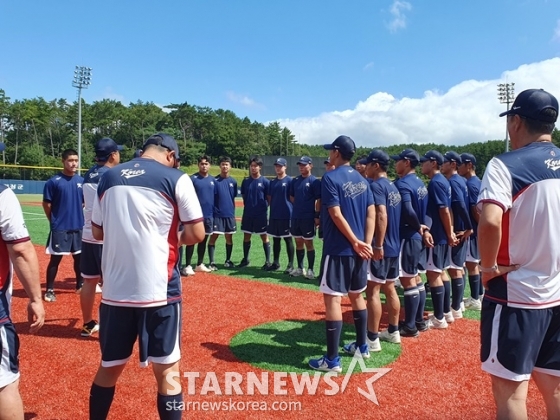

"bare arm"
[180,221,206,246]
[364,204,376,245]
[373,205,386,260]
[7,241,45,333]
[328,206,373,259]
[92,224,104,241]
[42,201,51,222]
[471,204,480,224]
[439,207,457,246]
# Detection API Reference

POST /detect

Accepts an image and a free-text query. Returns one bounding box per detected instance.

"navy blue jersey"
[241,176,270,218]
[191,173,215,218]
[321,166,374,256]
[394,173,428,240]
[213,175,237,218]
[289,175,321,219]
[466,175,481,237]
[449,173,469,231]
[371,178,402,258]
[426,173,451,245]
[269,175,293,220]
[43,172,84,231]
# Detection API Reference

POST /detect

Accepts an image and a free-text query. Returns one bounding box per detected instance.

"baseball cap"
[0,143,5,152]
[133,149,142,158]
[460,153,476,165]
[443,151,462,164]
[359,150,390,166]
[323,157,330,164]
[390,148,420,163]
[143,133,181,161]
[274,158,287,166]
[419,150,444,165]
[297,156,312,165]
[323,135,356,156]
[95,138,124,161]
[499,88,558,123]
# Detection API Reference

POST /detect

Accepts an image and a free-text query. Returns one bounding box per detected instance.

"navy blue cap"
[360,150,390,166]
[297,156,312,165]
[419,150,444,165]
[274,157,287,166]
[323,135,356,156]
[390,148,420,163]
[143,133,181,161]
[0,143,5,153]
[499,88,558,123]
[460,153,476,165]
[443,151,462,164]
[324,157,330,164]
[95,138,124,161]
[133,149,142,158]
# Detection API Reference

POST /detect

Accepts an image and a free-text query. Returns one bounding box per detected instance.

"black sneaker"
[238,259,249,268]
[81,320,100,337]
[398,324,419,338]
[224,260,235,268]
[261,262,272,270]
[416,320,429,332]
[266,263,281,272]
[44,290,56,302]
[283,266,294,274]
[209,263,218,271]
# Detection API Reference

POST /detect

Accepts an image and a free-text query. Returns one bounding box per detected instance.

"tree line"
[0,88,558,180]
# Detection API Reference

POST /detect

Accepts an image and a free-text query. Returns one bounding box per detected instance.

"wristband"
[373,245,383,250]
[479,264,498,273]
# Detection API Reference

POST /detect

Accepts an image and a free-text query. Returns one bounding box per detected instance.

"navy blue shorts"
[399,239,424,277]
[426,243,450,273]
[319,255,368,296]
[80,242,103,278]
[466,236,480,262]
[202,217,214,235]
[449,240,468,269]
[369,257,399,283]
[290,218,316,239]
[46,230,82,255]
[212,217,237,234]
[99,302,181,367]
[418,246,428,273]
[0,323,20,388]
[241,214,267,234]
[481,300,560,381]
[267,219,291,238]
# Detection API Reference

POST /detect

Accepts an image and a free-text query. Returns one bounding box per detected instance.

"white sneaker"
[394,278,403,289]
[194,264,212,273]
[379,330,401,344]
[95,284,102,294]
[305,269,315,279]
[427,315,449,329]
[444,312,455,324]
[464,297,482,311]
[366,337,382,352]
[460,301,465,312]
[181,265,195,276]
[451,308,463,320]
[290,268,303,277]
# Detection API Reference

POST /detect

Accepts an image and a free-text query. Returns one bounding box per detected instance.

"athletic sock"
[352,309,367,346]
[263,242,271,264]
[46,255,62,291]
[296,249,305,269]
[185,245,195,266]
[89,383,115,420]
[285,238,295,266]
[208,245,216,264]
[273,238,281,264]
[403,286,419,329]
[443,281,451,314]
[157,393,183,420]
[416,283,427,323]
[225,244,233,261]
[73,253,83,289]
[388,324,398,334]
[451,277,464,311]
[196,236,208,265]
[307,249,316,271]
[469,274,481,300]
[367,331,379,341]
[479,275,484,297]
[430,285,445,320]
[326,320,343,360]
[243,241,251,260]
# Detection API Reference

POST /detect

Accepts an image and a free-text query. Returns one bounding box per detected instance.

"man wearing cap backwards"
[238,156,271,269]
[458,153,483,310]
[289,156,322,278]
[477,89,560,419]
[391,149,429,336]
[441,151,473,322]
[266,158,295,272]
[42,148,85,302]
[88,132,205,420]
[346,150,402,352]
[309,135,375,372]
[79,138,123,337]
[420,150,458,329]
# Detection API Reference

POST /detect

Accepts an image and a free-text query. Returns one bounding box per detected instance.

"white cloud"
[363,62,375,71]
[277,57,560,148]
[387,1,412,33]
[553,19,560,42]
[97,87,126,103]
[226,91,265,109]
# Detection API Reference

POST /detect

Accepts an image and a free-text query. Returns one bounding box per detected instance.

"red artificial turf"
[10,245,547,419]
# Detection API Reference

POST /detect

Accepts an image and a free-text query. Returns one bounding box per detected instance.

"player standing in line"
[318,158,335,241]
[79,138,122,337]
[207,157,237,269]
[309,135,375,372]
[391,149,429,336]
[42,148,84,302]
[357,150,403,350]
[420,150,458,329]
[354,155,368,179]
[266,158,294,273]
[238,156,271,268]
[441,151,473,322]
[458,153,482,310]
[182,156,215,274]
[289,156,321,278]
[0,144,46,420]
[88,133,205,420]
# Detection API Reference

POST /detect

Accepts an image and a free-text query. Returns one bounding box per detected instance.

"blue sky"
[1,0,559,147]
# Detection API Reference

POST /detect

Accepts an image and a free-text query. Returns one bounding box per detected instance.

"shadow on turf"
[220,265,320,289]
[12,277,81,299]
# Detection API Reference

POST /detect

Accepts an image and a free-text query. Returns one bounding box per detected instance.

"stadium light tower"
[72,66,92,174]
[497,82,515,152]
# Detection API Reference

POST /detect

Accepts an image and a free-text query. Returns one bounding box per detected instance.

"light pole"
[72,66,92,174]
[497,82,515,152]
